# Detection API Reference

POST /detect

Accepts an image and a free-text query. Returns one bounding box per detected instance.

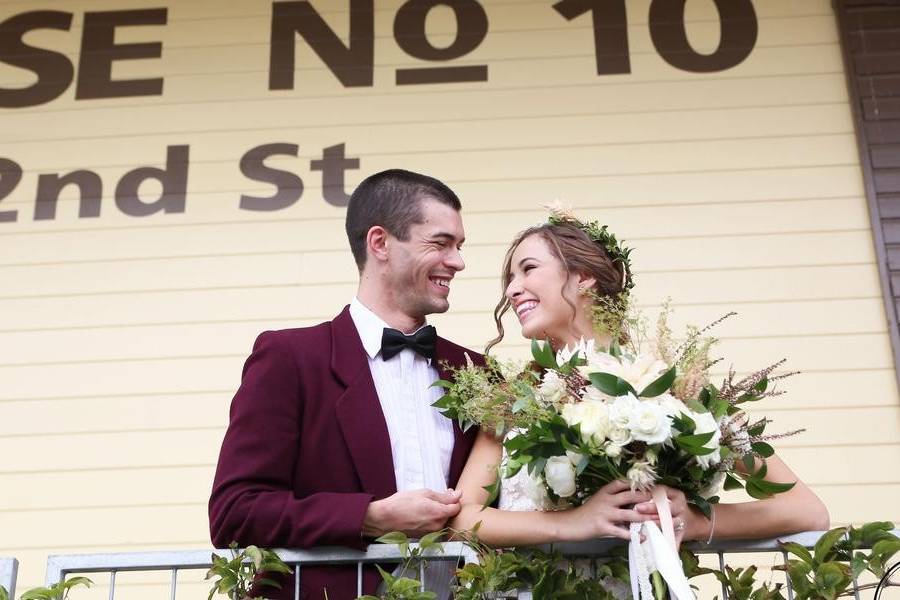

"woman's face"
[505,234,583,343]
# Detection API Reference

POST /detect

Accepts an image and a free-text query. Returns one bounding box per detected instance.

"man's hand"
[362,488,462,538]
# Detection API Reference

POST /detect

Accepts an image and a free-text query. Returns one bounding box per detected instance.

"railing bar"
[419,560,425,592]
[851,573,860,600]
[357,561,363,597]
[295,563,300,600]
[108,570,116,600]
[782,551,794,600]
[718,552,728,600]
[169,568,177,600]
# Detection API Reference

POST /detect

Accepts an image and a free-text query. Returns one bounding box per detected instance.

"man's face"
[384,198,466,321]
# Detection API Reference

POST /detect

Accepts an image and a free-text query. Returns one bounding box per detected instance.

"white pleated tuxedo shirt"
[348,297,455,493]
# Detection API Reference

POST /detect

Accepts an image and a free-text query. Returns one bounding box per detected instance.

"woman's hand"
[634,485,709,545]
[563,480,653,541]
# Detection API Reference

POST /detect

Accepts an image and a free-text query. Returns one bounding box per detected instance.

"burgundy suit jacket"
[209,306,481,600]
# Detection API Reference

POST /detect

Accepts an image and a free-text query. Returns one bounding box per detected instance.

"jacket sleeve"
[208,331,374,550]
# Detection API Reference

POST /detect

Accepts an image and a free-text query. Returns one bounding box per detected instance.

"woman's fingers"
[614,508,652,523]
[603,523,633,541]
[601,479,632,494]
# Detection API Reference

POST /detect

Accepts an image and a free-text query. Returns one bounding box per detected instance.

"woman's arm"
[638,455,830,543]
[448,431,653,546]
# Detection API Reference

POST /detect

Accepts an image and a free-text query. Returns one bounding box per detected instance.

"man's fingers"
[425,488,462,505]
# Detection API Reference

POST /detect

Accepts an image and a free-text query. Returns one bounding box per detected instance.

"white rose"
[629,400,672,445]
[692,410,723,469]
[537,370,568,406]
[606,426,633,455]
[561,399,611,445]
[608,394,638,429]
[544,455,577,497]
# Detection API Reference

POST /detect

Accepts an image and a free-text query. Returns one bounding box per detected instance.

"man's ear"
[366,226,390,263]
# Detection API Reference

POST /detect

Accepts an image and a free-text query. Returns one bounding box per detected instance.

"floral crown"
[545,203,634,293]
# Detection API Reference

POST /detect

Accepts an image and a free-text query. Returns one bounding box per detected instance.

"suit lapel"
[331,307,397,500]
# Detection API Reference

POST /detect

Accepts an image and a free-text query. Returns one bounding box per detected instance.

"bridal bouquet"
[434,309,800,519]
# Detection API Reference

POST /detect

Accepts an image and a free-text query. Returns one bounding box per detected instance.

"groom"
[208,169,481,599]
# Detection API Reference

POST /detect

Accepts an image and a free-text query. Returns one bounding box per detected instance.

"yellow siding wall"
[1,0,898,596]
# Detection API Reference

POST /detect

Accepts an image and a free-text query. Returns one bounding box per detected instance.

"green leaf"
[376,531,409,546]
[814,527,848,564]
[723,473,743,491]
[850,552,868,579]
[751,441,774,458]
[639,366,676,397]
[531,339,558,369]
[589,372,637,397]
[418,530,444,551]
[430,379,454,389]
[482,475,500,509]
[742,453,757,472]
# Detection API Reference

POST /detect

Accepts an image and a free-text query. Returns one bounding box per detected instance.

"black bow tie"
[380,326,437,361]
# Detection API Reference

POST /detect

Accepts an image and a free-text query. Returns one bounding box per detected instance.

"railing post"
[0,558,18,598]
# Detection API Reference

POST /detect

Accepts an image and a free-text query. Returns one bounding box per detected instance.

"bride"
[447,213,829,547]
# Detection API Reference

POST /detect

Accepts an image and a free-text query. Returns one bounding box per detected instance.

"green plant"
[358,531,447,600]
[0,584,8,600]
[205,543,293,600]
[682,523,900,600]
[17,577,92,600]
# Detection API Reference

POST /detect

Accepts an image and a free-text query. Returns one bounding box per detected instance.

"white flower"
[556,338,592,366]
[561,399,611,445]
[692,410,723,469]
[581,385,609,403]
[606,426,633,456]
[629,400,672,445]
[544,455,577,497]
[605,441,623,458]
[657,392,689,418]
[608,393,638,428]
[626,460,657,490]
[578,348,621,382]
[537,370,568,406]
[619,354,669,394]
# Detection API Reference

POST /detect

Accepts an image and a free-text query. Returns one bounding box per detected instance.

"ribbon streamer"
[628,488,695,600]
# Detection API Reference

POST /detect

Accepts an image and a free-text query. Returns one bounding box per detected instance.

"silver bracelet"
[705,505,716,545]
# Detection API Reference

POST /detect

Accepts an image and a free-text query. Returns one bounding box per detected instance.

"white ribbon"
[628,488,695,600]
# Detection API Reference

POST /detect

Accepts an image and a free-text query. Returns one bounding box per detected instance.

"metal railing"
[37,531,899,600]
[45,542,477,599]
[0,558,18,598]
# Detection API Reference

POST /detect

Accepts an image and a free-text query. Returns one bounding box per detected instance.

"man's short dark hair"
[345,169,462,270]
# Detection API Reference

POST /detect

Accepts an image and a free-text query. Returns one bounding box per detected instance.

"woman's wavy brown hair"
[485,222,627,354]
